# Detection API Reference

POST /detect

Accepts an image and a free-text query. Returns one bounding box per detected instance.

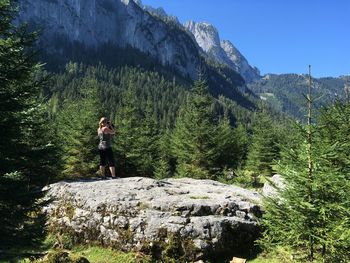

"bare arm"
[102,126,116,135]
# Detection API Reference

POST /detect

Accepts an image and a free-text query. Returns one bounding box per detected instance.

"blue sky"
[141,0,350,78]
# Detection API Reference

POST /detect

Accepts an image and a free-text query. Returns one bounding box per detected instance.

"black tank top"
[98,130,112,150]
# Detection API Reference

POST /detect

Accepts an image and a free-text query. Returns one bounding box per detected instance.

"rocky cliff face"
[221,40,261,83]
[18,0,200,77]
[185,21,260,83]
[43,177,262,260]
[18,0,261,84]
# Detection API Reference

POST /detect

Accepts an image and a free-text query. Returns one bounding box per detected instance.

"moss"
[47,250,71,263]
[70,255,90,263]
[163,232,198,262]
[189,196,210,199]
[55,233,75,250]
[140,230,199,262]
[113,225,135,248]
[137,202,150,210]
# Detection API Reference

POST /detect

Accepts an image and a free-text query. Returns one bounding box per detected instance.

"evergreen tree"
[171,79,217,179]
[55,79,101,178]
[0,0,54,250]
[215,114,248,170]
[154,129,173,179]
[215,113,236,169]
[232,122,249,167]
[135,100,159,176]
[318,101,350,176]
[245,112,280,185]
[259,68,350,262]
[114,83,143,176]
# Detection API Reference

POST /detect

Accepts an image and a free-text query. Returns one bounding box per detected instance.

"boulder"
[43,177,262,260]
[262,174,285,198]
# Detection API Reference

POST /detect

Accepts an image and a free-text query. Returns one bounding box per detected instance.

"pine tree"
[136,100,159,176]
[55,79,101,178]
[215,114,248,170]
[171,79,217,179]
[114,83,143,176]
[259,67,350,262]
[0,0,53,249]
[245,112,280,185]
[154,129,173,179]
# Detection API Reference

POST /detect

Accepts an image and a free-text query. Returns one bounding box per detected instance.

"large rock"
[44,177,262,260]
[262,174,285,198]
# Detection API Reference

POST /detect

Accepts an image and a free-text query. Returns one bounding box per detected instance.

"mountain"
[248,74,350,120]
[142,5,180,25]
[18,0,259,108]
[184,21,261,83]
[18,0,200,78]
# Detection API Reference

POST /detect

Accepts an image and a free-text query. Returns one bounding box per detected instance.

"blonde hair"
[99,117,108,129]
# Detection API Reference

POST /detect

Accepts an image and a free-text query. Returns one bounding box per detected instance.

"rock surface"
[44,177,262,260]
[18,0,261,84]
[18,0,200,78]
[184,21,261,83]
[262,174,285,198]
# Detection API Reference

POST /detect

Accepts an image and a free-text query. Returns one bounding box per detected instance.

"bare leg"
[109,166,116,177]
[100,166,106,178]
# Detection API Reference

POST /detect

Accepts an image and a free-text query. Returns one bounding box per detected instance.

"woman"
[98,117,117,179]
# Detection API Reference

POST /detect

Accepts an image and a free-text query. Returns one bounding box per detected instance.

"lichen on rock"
[43,177,262,260]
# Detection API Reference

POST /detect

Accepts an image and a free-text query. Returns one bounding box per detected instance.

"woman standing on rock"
[98,117,117,179]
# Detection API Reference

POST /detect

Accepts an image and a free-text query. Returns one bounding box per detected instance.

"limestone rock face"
[221,40,261,83]
[184,21,261,83]
[44,177,262,260]
[18,0,200,77]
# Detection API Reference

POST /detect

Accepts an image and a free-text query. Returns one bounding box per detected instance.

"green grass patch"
[70,246,151,263]
[247,247,293,263]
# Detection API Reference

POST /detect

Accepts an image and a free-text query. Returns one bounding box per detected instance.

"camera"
[107,121,114,129]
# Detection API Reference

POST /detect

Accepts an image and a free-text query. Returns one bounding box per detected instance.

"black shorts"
[99,148,115,167]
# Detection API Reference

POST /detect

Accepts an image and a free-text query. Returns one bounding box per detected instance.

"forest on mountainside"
[248,74,350,121]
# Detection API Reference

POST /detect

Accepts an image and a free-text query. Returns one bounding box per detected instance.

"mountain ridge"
[248,73,350,120]
[18,0,260,84]
[184,20,261,83]
[19,0,200,78]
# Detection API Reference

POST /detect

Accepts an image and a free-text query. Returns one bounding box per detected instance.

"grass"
[8,246,151,263]
[1,232,293,263]
[247,247,294,263]
[70,246,151,263]
[0,245,295,263]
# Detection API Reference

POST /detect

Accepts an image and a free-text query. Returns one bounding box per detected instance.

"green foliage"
[245,112,281,185]
[248,246,294,263]
[47,64,261,180]
[73,246,150,263]
[0,0,54,252]
[248,74,350,121]
[216,115,249,170]
[171,79,218,179]
[154,156,171,179]
[55,84,101,178]
[114,85,159,177]
[47,250,72,263]
[0,172,46,249]
[259,102,350,262]
[154,130,173,179]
